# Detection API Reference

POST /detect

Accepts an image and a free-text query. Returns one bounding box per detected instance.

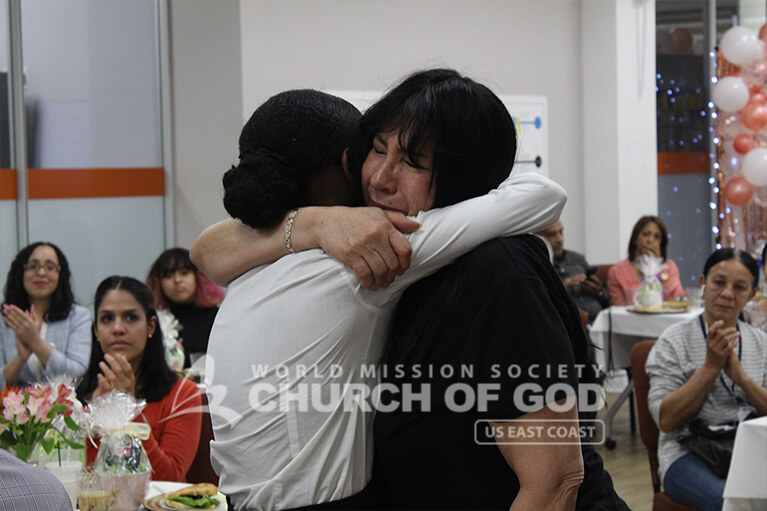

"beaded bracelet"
[284,208,302,253]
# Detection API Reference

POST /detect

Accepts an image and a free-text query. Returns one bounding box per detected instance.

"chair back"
[631,340,700,511]
[185,390,218,485]
[631,340,662,492]
[596,264,613,288]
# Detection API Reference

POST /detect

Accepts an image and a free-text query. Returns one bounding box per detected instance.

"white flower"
[634,254,666,277]
[156,309,182,349]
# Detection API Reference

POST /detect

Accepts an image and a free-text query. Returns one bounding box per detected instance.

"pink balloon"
[751,91,767,105]
[734,133,757,154]
[760,23,767,43]
[724,175,755,206]
[741,102,767,130]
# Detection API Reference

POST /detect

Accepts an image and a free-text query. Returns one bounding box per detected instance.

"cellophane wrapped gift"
[157,309,185,371]
[632,254,665,309]
[87,391,152,510]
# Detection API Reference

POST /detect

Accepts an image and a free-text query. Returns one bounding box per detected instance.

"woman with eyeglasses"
[0,242,91,388]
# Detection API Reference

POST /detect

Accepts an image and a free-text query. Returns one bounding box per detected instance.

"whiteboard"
[326,90,549,177]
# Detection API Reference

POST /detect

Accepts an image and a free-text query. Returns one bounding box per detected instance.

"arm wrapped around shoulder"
[222,149,303,229]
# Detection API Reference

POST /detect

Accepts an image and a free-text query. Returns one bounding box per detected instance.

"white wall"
[235,0,588,252]
[168,0,243,248]
[582,0,659,264]
[170,0,661,261]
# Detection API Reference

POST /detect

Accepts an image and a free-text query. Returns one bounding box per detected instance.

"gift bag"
[87,391,152,511]
[633,254,665,309]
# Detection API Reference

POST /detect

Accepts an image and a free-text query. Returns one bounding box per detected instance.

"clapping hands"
[3,304,42,355]
[93,353,136,398]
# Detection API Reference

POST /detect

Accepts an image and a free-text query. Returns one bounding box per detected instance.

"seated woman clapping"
[76,276,202,482]
[646,248,767,511]
[1,242,91,388]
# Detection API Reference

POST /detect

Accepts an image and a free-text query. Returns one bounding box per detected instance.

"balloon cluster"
[712,24,767,206]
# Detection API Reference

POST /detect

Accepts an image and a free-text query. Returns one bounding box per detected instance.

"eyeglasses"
[23,261,60,274]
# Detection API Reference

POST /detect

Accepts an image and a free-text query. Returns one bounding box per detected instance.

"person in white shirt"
[193,70,566,511]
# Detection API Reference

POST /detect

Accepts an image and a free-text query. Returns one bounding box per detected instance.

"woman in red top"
[76,276,202,482]
[607,215,686,306]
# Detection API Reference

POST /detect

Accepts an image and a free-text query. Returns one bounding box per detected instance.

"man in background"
[538,220,609,322]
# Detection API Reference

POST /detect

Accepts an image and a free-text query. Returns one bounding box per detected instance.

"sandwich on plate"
[165,483,220,509]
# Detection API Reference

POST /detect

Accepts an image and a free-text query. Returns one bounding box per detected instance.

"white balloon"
[721,26,761,65]
[741,147,767,186]
[712,76,750,112]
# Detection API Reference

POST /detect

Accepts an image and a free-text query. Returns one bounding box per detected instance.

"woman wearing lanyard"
[646,248,767,511]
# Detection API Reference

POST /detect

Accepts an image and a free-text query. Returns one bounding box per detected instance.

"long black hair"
[76,276,177,403]
[222,89,361,229]
[3,242,75,322]
[347,68,517,208]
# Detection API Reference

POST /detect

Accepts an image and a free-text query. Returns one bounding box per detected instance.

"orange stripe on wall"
[28,167,164,199]
[0,168,16,200]
[657,152,710,175]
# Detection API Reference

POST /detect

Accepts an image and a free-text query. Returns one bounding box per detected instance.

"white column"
[581,0,658,264]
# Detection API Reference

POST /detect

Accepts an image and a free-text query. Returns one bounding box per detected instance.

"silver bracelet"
[284,208,302,253]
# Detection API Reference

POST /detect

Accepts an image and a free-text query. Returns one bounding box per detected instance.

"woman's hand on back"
[298,206,420,290]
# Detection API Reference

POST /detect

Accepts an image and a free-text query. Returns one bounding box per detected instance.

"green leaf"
[15,444,26,462]
[166,495,218,508]
[0,429,16,444]
[63,415,80,431]
[59,435,84,450]
[40,436,55,454]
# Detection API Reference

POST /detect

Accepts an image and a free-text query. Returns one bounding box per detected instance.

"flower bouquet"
[0,383,83,462]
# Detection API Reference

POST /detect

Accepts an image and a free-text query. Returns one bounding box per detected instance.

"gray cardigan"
[0,304,91,388]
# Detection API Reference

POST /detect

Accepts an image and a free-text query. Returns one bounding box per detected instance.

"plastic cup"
[78,491,114,511]
[44,460,82,509]
[78,469,115,511]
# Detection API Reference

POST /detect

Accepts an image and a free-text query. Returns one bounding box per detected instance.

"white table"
[589,306,702,448]
[590,306,703,372]
[723,416,767,511]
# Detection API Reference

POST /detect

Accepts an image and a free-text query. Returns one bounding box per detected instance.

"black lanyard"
[698,315,745,404]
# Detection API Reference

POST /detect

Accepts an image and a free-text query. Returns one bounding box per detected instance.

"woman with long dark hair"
[146,248,223,367]
[647,248,767,511]
[607,215,686,305]
[76,276,201,482]
[1,242,90,388]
